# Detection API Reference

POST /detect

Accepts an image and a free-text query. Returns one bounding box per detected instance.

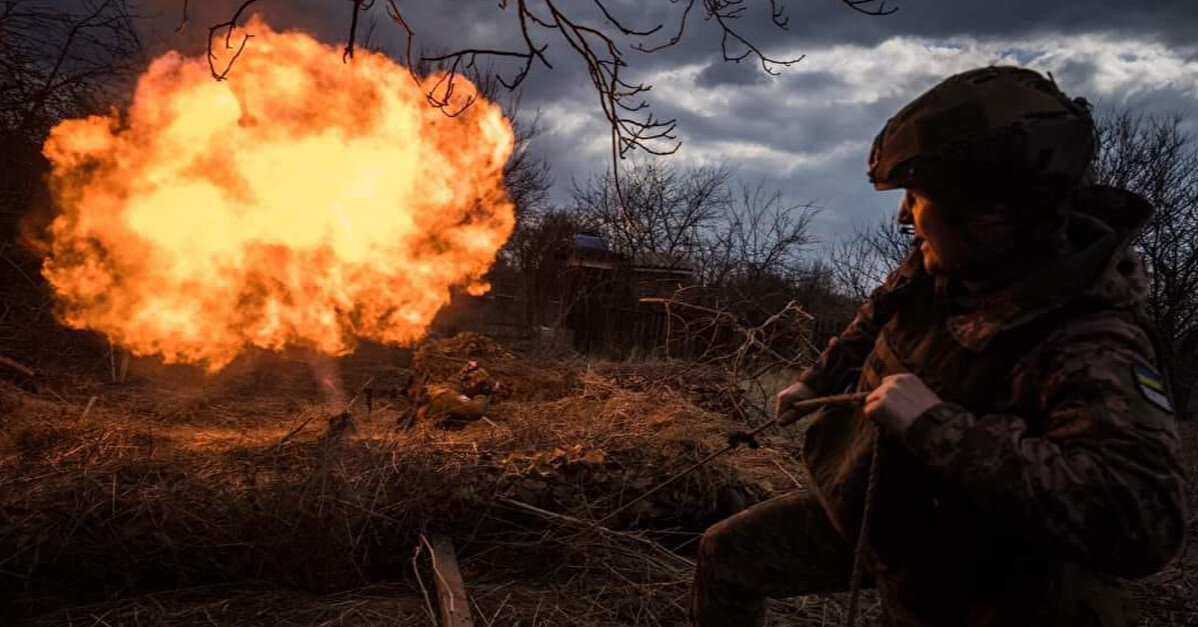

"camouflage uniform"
[692,185,1188,626]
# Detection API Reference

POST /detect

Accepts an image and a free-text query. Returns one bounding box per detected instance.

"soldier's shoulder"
[1043,307,1154,353]
[1031,308,1178,429]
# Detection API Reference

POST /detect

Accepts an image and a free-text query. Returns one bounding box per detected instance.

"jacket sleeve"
[902,312,1188,578]
[799,250,921,395]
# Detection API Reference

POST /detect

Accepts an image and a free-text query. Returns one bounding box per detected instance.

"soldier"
[415,383,491,427]
[691,67,1187,626]
[398,351,498,429]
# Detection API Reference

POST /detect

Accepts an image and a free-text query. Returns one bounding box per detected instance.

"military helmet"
[868,66,1095,200]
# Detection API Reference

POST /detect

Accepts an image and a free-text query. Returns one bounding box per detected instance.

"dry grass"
[1,334,859,626]
[0,333,1191,626]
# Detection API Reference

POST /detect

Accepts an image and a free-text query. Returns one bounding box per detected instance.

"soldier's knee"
[697,519,736,571]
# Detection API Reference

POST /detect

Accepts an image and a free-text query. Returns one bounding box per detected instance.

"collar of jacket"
[942,185,1153,352]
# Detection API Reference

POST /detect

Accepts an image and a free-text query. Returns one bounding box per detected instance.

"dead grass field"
[0,333,1192,626]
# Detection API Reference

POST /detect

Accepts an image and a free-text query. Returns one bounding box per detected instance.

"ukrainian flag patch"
[1133,361,1174,414]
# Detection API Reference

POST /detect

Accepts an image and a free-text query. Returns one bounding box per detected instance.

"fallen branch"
[274,411,317,451]
[78,395,98,421]
[0,354,35,378]
[430,534,474,627]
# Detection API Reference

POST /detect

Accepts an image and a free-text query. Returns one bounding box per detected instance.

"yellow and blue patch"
[1133,361,1174,414]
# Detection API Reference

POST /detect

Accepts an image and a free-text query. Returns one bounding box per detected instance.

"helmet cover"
[869,66,1095,200]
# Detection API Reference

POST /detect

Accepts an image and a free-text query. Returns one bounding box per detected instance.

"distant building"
[566,232,622,270]
[560,233,695,356]
[629,251,693,299]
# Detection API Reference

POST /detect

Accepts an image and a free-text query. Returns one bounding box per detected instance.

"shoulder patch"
[1132,360,1174,414]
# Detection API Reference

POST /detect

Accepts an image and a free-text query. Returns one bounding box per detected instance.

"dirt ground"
[0,332,1194,626]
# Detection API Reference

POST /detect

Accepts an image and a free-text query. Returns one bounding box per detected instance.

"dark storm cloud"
[515,0,1198,79]
[660,83,882,159]
[784,70,847,92]
[136,1,1198,82]
[667,0,1198,50]
[695,59,771,88]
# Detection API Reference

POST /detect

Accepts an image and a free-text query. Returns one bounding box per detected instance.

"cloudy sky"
[141,0,1198,243]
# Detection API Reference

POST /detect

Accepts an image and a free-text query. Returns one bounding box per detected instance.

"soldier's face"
[900,190,973,277]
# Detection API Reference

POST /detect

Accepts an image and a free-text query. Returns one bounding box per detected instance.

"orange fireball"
[41,20,516,371]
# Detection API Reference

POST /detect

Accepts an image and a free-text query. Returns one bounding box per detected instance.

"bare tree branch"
[18,0,134,129]
[206,0,266,81]
[840,0,898,16]
[342,0,374,63]
[175,0,189,32]
[704,0,805,74]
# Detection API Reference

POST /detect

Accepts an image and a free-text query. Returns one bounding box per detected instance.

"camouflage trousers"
[691,494,1132,627]
[691,492,866,627]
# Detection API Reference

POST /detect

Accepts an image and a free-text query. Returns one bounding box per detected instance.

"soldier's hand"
[864,373,942,435]
[776,380,818,426]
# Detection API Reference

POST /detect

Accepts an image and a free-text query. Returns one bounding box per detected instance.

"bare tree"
[502,107,553,220]
[1,0,143,245]
[1092,110,1198,417]
[572,163,817,290]
[1,0,142,137]
[570,162,826,365]
[827,215,912,301]
[571,161,734,265]
[698,181,818,291]
[682,181,821,344]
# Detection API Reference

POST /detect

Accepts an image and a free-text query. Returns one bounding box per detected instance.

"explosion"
[40,20,516,371]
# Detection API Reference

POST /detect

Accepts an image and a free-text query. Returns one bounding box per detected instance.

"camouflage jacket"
[797,186,1187,627]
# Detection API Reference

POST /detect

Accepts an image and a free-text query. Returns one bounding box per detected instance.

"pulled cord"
[844,424,882,627]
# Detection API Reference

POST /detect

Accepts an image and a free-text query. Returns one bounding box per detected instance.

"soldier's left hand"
[864,373,942,435]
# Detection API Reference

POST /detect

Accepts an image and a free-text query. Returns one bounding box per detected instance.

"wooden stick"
[776,391,868,425]
[429,534,474,627]
[275,412,317,451]
[79,395,98,421]
[0,354,34,378]
[118,349,129,384]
